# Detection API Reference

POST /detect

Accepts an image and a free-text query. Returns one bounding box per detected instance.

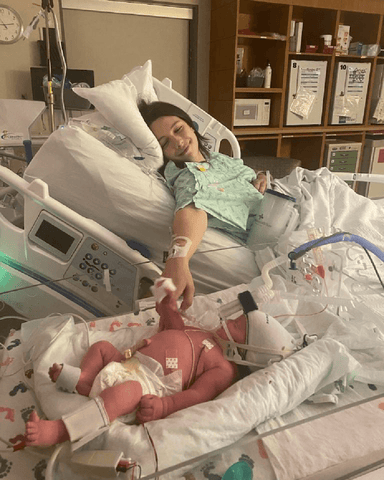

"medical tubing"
[253,254,288,302]
[289,232,384,263]
[52,9,68,125]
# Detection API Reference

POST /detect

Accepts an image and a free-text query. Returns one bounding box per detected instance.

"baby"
[25,278,296,447]
[24,280,244,447]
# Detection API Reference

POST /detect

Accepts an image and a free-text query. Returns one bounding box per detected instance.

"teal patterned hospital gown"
[164,152,263,243]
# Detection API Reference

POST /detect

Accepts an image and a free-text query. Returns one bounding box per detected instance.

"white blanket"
[275,167,384,249]
[19,167,384,478]
[23,273,383,477]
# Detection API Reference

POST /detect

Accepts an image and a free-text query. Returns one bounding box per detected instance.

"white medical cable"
[46,444,66,480]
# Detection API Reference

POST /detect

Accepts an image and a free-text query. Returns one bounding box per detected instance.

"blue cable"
[288,232,384,263]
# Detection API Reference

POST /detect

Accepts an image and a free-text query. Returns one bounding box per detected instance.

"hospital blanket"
[6,271,383,479]
[275,167,384,250]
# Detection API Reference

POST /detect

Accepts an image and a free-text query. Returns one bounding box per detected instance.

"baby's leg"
[25,380,143,447]
[49,341,125,396]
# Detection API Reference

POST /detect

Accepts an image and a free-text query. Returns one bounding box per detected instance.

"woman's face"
[150,115,205,164]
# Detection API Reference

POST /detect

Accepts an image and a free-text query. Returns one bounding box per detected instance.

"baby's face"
[215,315,247,344]
[151,116,204,164]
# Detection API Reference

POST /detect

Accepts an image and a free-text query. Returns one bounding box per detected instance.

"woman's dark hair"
[138,100,211,161]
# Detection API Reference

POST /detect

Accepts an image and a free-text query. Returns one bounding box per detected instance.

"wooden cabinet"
[209,0,384,179]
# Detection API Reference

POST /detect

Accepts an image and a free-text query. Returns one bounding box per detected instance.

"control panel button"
[85,253,93,260]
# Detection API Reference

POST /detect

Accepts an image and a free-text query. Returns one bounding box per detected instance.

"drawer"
[330,151,358,161]
[329,163,357,172]
[329,157,358,167]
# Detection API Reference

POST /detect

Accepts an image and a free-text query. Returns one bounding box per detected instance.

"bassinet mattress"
[2,272,384,480]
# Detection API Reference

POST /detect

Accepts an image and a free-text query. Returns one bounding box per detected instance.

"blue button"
[101,263,108,269]
[79,263,87,270]
[95,273,102,280]
[85,253,93,260]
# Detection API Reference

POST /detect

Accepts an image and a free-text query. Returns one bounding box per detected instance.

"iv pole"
[42,0,55,133]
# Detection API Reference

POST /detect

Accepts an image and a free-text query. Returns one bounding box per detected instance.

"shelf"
[288,52,333,58]
[209,0,384,176]
[235,87,283,93]
[233,125,384,137]
[237,33,286,41]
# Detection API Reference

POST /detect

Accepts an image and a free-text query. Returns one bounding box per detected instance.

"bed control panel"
[65,237,137,313]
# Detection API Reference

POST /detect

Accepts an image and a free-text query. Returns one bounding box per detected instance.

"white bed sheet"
[6,260,383,477]
[2,261,384,480]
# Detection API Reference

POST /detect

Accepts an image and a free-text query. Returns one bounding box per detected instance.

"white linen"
[263,396,384,480]
[73,60,163,169]
[275,167,384,250]
[22,277,379,477]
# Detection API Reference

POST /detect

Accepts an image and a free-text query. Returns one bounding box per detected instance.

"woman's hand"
[162,257,195,311]
[252,172,268,194]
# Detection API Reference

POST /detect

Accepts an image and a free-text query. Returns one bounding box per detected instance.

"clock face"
[0,5,23,44]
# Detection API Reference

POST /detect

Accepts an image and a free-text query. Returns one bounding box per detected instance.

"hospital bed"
[0,61,260,320]
[1,61,384,480]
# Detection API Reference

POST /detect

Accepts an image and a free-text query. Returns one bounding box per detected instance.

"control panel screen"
[35,219,75,255]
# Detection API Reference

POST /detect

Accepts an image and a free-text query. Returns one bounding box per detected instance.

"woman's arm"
[162,204,208,310]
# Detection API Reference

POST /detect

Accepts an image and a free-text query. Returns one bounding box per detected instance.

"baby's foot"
[49,363,63,383]
[25,411,69,446]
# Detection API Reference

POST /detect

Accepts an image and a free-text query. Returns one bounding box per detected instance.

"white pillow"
[122,60,158,103]
[72,60,162,169]
[69,114,151,172]
[24,125,174,263]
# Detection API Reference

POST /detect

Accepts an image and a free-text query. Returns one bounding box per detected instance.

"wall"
[0,0,211,109]
[0,1,42,100]
[62,9,189,97]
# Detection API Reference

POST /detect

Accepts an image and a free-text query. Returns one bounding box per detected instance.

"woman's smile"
[151,115,205,164]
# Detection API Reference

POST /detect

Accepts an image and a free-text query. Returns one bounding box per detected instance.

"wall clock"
[0,4,24,44]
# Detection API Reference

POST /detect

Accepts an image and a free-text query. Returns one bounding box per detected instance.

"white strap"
[55,363,81,393]
[62,397,110,450]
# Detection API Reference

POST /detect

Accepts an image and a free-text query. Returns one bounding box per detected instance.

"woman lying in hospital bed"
[138,99,269,310]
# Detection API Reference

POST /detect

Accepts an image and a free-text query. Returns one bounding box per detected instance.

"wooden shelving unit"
[209,0,384,177]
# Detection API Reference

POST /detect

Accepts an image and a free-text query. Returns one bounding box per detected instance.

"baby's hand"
[136,394,164,423]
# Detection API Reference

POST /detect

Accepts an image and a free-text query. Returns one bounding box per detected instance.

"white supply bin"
[286,60,327,126]
[370,64,384,124]
[330,62,371,125]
